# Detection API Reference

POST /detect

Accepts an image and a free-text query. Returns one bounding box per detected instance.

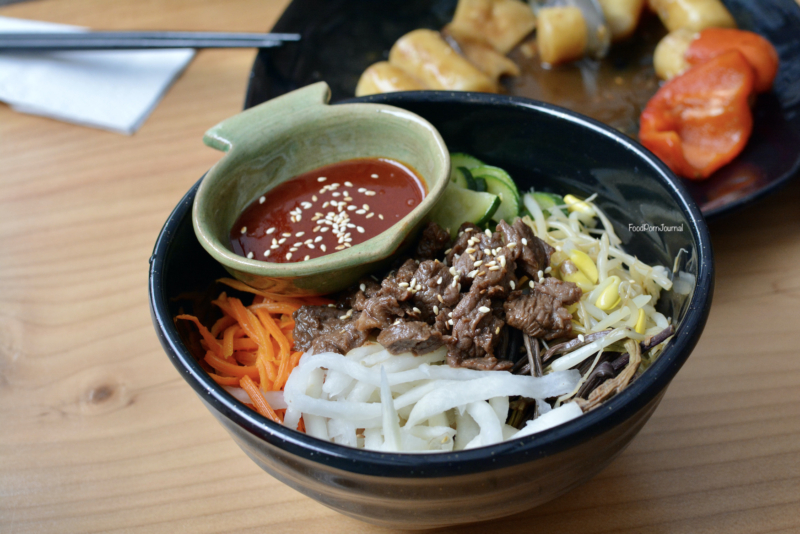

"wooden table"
[1,1,798,532]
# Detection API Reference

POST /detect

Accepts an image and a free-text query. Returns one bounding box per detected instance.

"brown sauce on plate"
[230,157,426,263]
[506,15,666,137]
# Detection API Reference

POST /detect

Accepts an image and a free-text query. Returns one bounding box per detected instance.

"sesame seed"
[478,271,485,277]
[365,191,376,196]
[286,253,292,260]
[246,251,254,259]
[413,307,421,314]
[510,280,515,289]
[378,214,384,220]
[301,201,312,209]
[399,282,409,288]
[320,244,327,252]
[344,243,352,248]
[314,236,322,243]
[478,306,491,314]
[538,270,544,280]
[304,255,310,261]
[448,319,454,325]
[499,256,506,267]
[317,177,327,182]
[437,294,444,303]
[258,196,266,204]
[486,261,497,267]
[371,174,378,178]
[508,242,517,248]
[290,247,298,252]
[270,244,278,249]
[308,244,315,249]
[332,192,340,197]
[344,196,353,202]
[366,213,374,219]
[474,260,483,267]
[312,195,318,202]
[355,209,365,215]
[495,326,500,335]
[522,238,528,246]
[346,205,356,211]
[578,334,585,342]
[360,283,366,292]
[282,232,292,237]
[322,201,330,208]
[266,227,275,235]
[313,226,320,232]
[433,305,439,315]
[321,227,330,232]
[545,266,552,274]
[466,248,476,254]
[240,226,247,234]
[278,238,287,244]
[362,204,369,211]
[489,266,501,271]
[529,281,534,288]
[444,248,452,255]
[358,187,366,193]
[437,277,442,285]
[296,231,305,237]
[357,226,365,234]
[345,181,353,187]
[264,250,270,257]
[485,229,491,237]
[293,242,303,247]
[465,228,474,233]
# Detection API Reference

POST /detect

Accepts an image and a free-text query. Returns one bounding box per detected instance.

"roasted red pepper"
[639,50,755,180]
[686,28,779,93]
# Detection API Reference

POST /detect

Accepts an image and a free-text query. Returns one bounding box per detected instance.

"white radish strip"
[346,381,376,402]
[364,427,383,450]
[380,367,401,452]
[361,350,392,367]
[511,402,584,440]
[322,370,352,397]
[405,371,580,427]
[223,386,250,404]
[523,193,548,238]
[303,368,329,440]
[465,400,504,448]
[407,426,456,440]
[536,399,552,415]
[653,312,669,329]
[489,397,509,425]
[328,419,357,448]
[427,412,449,428]
[454,410,479,451]
[346,342,385,360]
[550,328,628,372]
[284,407,301,431]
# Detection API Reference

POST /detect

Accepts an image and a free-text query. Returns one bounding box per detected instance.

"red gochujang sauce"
[230,158,426,263]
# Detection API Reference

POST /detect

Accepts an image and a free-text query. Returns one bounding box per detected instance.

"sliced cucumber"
[450,166,476,190]
[530,191,566,217]
[477,173,521,223]
[471,165,518,193]
[429,182,500,237]
[450,153,484,173]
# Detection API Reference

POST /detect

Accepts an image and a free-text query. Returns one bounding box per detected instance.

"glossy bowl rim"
[149,91,714,478]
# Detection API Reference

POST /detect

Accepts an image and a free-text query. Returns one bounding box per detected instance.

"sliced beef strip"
[459,355,514,371]
[310,319,369,355]
[354,294,406,331]
[512,219,554,280]
[445,290,506,365]
[337,277,382,311]
[537,277,582,306]
[434,306,453,335]
[376,320,444,355]
[415,221,451,260]
[503,288,574,340]
[450,227,505,288]
[379,258,418,301]
[445,222,481,265]
[292,305,367,355]
[410,259,460,321]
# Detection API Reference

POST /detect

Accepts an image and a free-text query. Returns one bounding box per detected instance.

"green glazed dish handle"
[202,82,332,153]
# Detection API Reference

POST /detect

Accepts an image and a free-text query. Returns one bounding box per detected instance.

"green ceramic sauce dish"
[192,82,450,296]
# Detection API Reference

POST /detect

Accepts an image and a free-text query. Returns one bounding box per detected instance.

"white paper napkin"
[0,17,195,134]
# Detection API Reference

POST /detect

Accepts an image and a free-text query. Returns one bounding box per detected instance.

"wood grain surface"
[0,1,798,532]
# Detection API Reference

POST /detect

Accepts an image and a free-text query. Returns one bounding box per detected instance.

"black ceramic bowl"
[149,92,714,529]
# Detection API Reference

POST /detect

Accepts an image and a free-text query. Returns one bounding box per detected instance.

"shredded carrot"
[177,285,320,432]
[240,375,282,423]
[208,372,241,386]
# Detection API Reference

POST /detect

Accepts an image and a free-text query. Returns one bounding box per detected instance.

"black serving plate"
[151,91,713,528]
[245,0,800,220]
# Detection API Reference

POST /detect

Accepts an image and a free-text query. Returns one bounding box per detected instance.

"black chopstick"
[0,31,301,51]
